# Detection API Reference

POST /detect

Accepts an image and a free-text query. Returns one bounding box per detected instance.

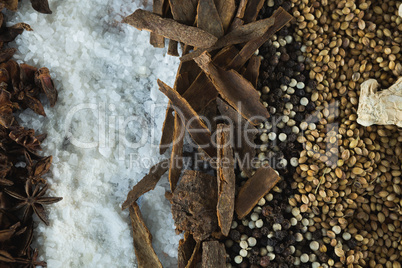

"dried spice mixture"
[1,0,402,267]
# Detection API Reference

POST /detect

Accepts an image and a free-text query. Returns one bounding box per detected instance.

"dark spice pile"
[122,0,294,267]
[223,1,320,267]
[123,0,402,267]
[0,1,60,267]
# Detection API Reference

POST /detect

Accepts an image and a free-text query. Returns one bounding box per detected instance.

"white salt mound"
[9,0,181,267]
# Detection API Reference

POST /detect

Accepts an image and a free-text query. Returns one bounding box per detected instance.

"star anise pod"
[0,250,15,265]
[4,180,62,225]
[8,126,42,153]
[24,151,51,184]
[15,247,46,268]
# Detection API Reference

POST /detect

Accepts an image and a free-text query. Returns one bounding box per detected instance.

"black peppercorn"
[278,65,286,73]
[347,238,358,249]
[289,98,299,108]
[252,229,262,239]
[318,252,329,262]
[282,1,292,11]
[293,41,302,50]
[283,126,292,135]
[251,247,259,256]
[274,243,286,253]
[280,76,291,85]
[266,238,277,247]
[284,68,294,77]
[260,256,270,267]
[295,74,306,82]
[232,243,241,253]
[270,55,280,66]
[279,263,289,268]
[282,247,292,257]
[285,255,295,264]
[281,53,290,62]
[237,225,246,233]
[249,254,260,264]
[278,47,287,54]
[306,102,316,112]
[295,62,305,72]
[282,219,291,230]
[262,206,273,217]
[230,229,241,241]
[286,60,296,68]
[261,226,270,236]
[275,230,286,241]
[307,80,317,89]
[261,71,269,80]
[288,133,297,142]
[295,89,306,97]
[312,230,321,240]
[239,261,248,268]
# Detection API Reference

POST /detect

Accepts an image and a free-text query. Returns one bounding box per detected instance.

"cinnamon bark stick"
[235,165,281,219]
[194,52,269,125]
[216,124,235,236]
[123,9,218,48]
[129,202,163,268]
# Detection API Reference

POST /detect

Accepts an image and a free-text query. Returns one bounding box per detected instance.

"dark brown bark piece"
[157,79,216,158]
[194,52,269,125]
[243,55,261,87]
[202,241,226,268]
[197,0,224,38]
[171,170,218,241]
[168,39,179,56]
[159,104,175,154]
[168,112,184,192]
[123,9,218,48]
[169,0,198,24]
[180,16,275,62]
[243,0,265,23]
[229,0,247,30]
[122,159,169,210]
[217,98,258,178]
[216,124,235,236]
[30,0,52,14]
[150,0,165,48]
[214,0,236,32]
[129,202,163,268]
[182,45,239,114]
[159,62,197,154]
[228,7,294,71]
[178,232,196,268]
[235,164,281,219]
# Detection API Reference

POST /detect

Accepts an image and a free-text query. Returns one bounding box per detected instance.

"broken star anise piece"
[15,247,47,268]
[8,126,42,153]
[29,0,52,14]
[34,67,57,107]
[4,180,62,225]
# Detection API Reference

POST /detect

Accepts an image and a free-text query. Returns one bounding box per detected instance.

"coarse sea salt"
[8,0,181,267]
